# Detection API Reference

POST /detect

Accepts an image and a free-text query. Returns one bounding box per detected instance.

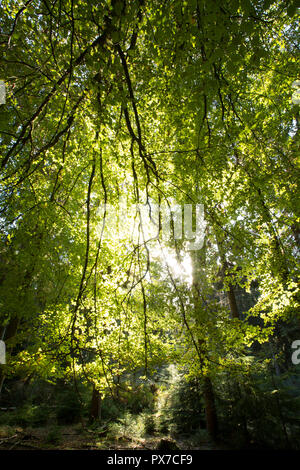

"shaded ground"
[0,424,223,450]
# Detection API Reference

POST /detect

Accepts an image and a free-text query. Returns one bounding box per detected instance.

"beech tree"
[0,0,299,443]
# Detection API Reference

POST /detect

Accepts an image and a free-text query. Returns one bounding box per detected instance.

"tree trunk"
[227,284,239,319]
[89,384,102,422]
[215,235,239,319]
[203,375,218,442]
[191,245,219,443]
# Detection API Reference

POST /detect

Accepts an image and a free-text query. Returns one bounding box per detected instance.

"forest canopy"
[0,0,299,450]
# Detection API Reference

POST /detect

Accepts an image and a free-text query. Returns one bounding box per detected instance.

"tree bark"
[227,284,239,319]
[89,384,102,422]
[203,375,218,442]
[191,245,219,443]
[215,234,239,319]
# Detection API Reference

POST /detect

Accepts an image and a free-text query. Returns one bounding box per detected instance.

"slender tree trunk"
[0,373,5,396]
[203,375,218,442]
[227,284,239,319]
[90,384,102,422]
[216,235,239,319]
[191,244,219,443]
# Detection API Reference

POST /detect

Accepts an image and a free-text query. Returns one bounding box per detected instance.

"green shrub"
[4,404,49,427]
[106,411,147,440]
[155,373,205,436]
[56,390,82,425]
[100,397,124,421]
[143,411,157,435]
[45,426,62,445]
[215,368,300,450]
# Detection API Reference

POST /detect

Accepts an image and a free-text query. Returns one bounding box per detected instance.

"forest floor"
[0,424,222,450]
